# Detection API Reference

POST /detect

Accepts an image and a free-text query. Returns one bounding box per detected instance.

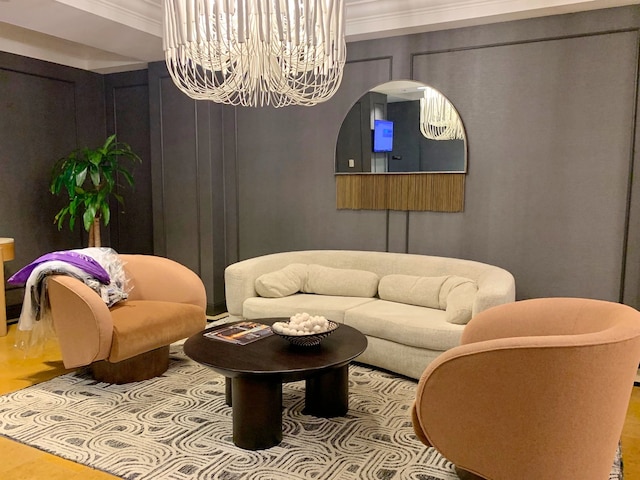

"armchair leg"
[455,466,486,480]
[92,345,170,384]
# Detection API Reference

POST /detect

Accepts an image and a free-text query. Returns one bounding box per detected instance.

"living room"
[1,1,640,479]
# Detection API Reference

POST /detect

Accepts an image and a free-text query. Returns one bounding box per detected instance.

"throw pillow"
[438,276,475,309]
[304,264,379,298]
[254,263,308,298]
[445,279,478,325]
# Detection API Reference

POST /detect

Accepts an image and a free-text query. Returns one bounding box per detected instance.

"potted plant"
[50,134,142,247]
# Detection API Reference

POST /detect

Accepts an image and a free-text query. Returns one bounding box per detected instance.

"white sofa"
[225,250,516,379]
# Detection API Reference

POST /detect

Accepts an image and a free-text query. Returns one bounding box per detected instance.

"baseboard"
[207,302,227,316]
[6,304,21,323]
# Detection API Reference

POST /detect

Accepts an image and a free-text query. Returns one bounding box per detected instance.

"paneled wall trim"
[336,173,465,211]
[148,62,229,314]
[343,7,640,306]
[146,6,640,310]
[105,70,153,255]
[0,51,106,317]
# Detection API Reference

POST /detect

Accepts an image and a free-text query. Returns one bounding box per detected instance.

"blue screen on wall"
[373,119,394,152]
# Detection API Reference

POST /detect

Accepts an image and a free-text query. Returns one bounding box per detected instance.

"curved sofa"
[225,250,516,379]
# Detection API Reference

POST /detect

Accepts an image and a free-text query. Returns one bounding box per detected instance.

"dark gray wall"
[0,54,153,317]
[234,68,391,257]
[105,70,154,255]
[0,52,105,315]
[148,63,228,312]
[228,6,640,305]
[3,6,637,317]
[403,26,638,302]
[151,5,640,307]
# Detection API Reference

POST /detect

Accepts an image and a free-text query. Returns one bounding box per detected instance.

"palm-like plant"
[50,135,142,247]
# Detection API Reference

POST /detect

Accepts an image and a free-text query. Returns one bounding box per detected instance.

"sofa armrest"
[47,276,113,368]
[472,268,516,316]
[224,254,299,317]
[120,255,207,310]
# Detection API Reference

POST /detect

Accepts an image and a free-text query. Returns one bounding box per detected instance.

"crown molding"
[1,0,638,73]
[0,20,148,72]
[344,0,640,40]
[54,0,161,36]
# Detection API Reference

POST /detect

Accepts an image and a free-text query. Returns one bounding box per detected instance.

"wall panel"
[148,63,228,311]
[105,70,153,255]
[0,52,105,317]
[147,6,640,309]
[408,31,638,301]
[233,58,392,260]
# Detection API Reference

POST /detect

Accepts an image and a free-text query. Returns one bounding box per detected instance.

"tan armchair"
[411,297,640,480]
[47,254,207,383]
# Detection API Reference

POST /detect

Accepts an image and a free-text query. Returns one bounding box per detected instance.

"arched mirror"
[336,80,467,174]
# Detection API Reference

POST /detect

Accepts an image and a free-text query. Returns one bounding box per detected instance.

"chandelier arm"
[163,0,346,107]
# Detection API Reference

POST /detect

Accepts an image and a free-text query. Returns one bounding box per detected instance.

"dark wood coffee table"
[183,318,368,450]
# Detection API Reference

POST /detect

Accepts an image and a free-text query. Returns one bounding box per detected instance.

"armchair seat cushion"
[109,300,205,363]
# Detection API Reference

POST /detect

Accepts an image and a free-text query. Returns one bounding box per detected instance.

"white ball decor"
[272,313,338,347]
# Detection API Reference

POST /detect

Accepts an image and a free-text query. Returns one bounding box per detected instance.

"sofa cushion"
[109,300,205,362]
[242,294,377,323]
[303,264,379,298]
[379,274,477,325]
[344,299,464,351]
[446,280,478,325]
[378,274,450,309]
[254,263,307,298]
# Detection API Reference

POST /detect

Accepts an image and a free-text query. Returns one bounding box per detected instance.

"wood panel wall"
[336,174,465,211]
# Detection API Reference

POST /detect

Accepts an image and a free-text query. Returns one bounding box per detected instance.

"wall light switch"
[348,159,355,168]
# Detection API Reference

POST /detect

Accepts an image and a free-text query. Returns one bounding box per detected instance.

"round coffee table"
[183,318,368,450]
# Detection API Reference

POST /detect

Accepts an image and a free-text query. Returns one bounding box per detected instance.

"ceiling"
[0,0,637,73]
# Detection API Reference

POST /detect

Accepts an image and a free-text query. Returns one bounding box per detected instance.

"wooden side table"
[0,238,15,337]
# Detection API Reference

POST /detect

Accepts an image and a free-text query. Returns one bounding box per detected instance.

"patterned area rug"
[0,345,624,480]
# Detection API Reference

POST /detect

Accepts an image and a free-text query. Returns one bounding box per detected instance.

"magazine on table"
[204,321,273,345]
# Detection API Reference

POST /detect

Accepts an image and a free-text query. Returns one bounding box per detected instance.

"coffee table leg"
[225,377,232,406]
[304,365,349,417]
[232,377,282,450]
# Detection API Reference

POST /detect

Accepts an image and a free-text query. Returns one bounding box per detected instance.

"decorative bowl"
[272,320,339,347]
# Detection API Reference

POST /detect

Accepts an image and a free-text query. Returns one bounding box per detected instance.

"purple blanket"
[7,251,110,285]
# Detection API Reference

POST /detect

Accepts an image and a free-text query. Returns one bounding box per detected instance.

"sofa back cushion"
[304,264,379,298]
[378,275,449,309]
[379,274,477,324]
[255,263,379,299]
[255,263,308,298]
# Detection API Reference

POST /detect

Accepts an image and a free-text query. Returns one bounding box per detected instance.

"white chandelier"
[419,87,465,141]
[163,0,346,108]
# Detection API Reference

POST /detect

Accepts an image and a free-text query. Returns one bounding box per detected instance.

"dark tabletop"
[183,318,368,381]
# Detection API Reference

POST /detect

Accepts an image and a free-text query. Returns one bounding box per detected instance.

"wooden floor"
[0,323,639,479]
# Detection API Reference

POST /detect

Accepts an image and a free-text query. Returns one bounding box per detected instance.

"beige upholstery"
[226,250,516,379]
[225,250,516,319]
[47,254,207,381]
[411,297,640,480]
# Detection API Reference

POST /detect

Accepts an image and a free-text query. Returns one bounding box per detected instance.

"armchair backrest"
[413,298,640,480]
[120,255,207,310]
